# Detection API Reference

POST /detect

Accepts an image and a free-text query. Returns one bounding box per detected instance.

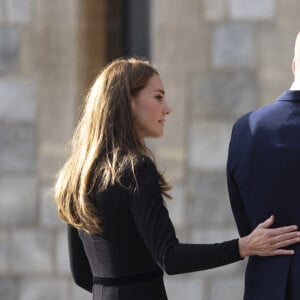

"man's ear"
[292,58,296,76]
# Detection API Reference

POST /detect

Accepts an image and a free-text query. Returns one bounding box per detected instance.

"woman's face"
[131,75,171,139]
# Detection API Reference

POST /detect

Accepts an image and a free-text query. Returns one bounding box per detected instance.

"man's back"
[227,90,300,300]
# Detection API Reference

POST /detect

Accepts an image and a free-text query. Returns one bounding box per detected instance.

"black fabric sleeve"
[67,224,93,292]
[129,158,243,275]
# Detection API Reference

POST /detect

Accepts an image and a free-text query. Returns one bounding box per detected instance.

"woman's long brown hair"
[54,58,171,234]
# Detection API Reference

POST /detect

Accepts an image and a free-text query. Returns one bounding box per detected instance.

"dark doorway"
[106,0,150,61]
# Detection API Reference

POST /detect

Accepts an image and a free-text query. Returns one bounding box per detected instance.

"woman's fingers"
[257,216,298,237]
[271,249,295,256]
[257,215,275,229]
[261,231,300,256]
[268,225,299,236]
[270,231,300,244]
[272,236,300,249]
[256,215,298,236]
[259,227,300,255]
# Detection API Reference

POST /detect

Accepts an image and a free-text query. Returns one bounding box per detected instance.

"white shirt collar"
[290,79,300,90]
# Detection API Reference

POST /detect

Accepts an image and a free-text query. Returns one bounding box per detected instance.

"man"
[227,32,300,300]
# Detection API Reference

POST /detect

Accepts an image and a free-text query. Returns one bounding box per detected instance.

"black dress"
[68,157,242,300]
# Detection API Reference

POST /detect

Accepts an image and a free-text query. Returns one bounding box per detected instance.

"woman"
[55,58,300,300]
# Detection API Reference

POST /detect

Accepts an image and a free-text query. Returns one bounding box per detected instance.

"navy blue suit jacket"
[227,90,300,300]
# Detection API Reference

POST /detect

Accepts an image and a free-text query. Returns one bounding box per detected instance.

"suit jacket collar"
[277,90,300,102]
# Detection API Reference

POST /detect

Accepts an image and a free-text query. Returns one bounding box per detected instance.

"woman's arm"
[129,158,300,275]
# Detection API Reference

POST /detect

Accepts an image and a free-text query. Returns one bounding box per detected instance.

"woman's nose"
[163,102,172,115]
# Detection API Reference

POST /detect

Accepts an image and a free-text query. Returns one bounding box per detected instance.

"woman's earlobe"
[131,98,136,111]
[292,59,296,76]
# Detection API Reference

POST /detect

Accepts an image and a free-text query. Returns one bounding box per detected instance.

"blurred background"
[0,0,299,299]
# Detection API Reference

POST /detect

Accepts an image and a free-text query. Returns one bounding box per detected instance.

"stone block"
[0,124,36,173]
[164,274,204,300]
[188,120,232,170]
[278,0,300,19]
[191,73,257,118]
[167,184,185,229]
[0,278,18,300]
[151,0,202,27]
[38,88,76,145]
[190,226,246,276]
[203,0,226,22]
[151,0,208,74]
[213,23,256,69]
[19,278,69,300]
[20,0,78,147]
[0,0,5,22]
[72,284,92,300]
[258,24,296,75]
[204,257,246,278]
[0,177,37,226]
[264,72,291,102]
[152,23,209,74]
[11,229,54,273]
[0,231,9,273]
[209,276,244,300]
[39,143,69,181]
[35,0,77,23]
[186,171,234,226]
[6,0,33,23]
[230,0,275,20]
[56,230,70,275]
[151,140,185,182]
[0,78,36,123]
[258,25,296,106]
[40,184,63,227]
[190,226,237,244]
[0,26,19,74]
[259,70,290,107]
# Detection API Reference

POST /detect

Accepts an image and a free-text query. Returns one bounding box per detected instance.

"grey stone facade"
[0,0,299,299]
[0,0,85,299]
[151,0,298,299]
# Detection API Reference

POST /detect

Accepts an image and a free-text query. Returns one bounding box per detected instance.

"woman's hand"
[238,215,300,258]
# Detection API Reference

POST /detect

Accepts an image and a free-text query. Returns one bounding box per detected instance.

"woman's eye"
[155,95,163,101]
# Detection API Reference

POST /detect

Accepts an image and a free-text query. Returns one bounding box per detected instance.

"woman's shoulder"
[121,155,158,189]
[135,155,156,170]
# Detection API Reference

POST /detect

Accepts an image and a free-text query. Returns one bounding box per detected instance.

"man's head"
[292,32,300,80]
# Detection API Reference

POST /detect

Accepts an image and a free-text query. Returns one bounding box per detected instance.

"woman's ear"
[292,58,296,76]
[131,96,137,113]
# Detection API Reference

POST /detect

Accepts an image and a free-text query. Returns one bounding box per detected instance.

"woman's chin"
[144,132,164,139]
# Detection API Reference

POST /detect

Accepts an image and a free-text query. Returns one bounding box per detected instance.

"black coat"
[68,157,242,299]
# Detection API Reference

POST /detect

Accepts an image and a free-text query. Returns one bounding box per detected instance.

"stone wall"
[151,0,299,299]
[0,0,104,299]
[1,0,300,300]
